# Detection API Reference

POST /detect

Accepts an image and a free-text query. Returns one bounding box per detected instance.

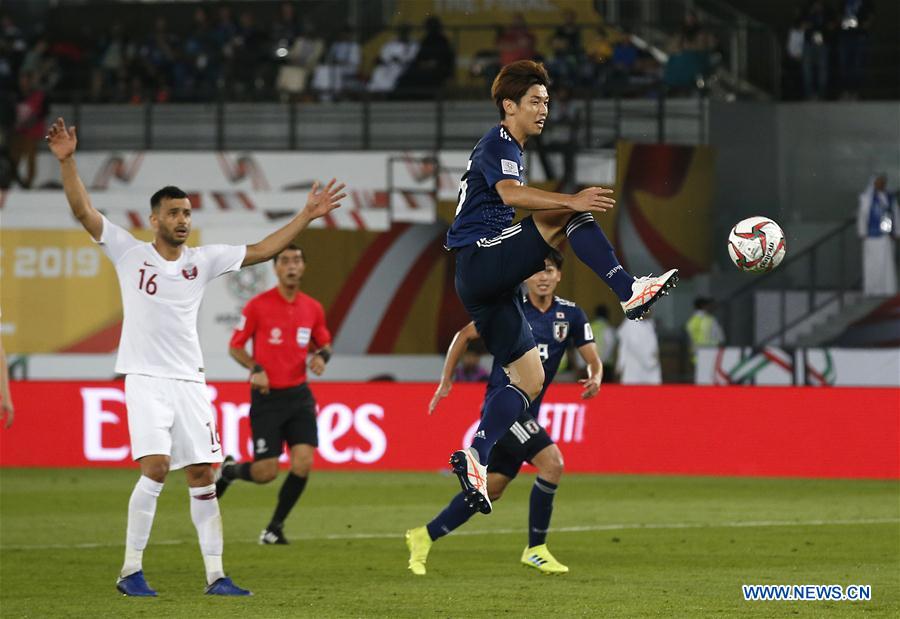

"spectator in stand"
[616,315,661,385]
[666,11,714,94]
[181,7,220,101]
[228,11,270,99]
[837,0,874,99]
[368,24,419,95]
[212,6,238,51]
[452,343,490,383]
[276,20,325,99]
[91,23,134,102]
[857,173,899,297]
[800,0,835,100]
[311,26,361,100]
[271,1,301,47]
[138,17,178,102]
[547,10,584,88]
[685,297,724,368]
[10,71,47,188]
[395,17,455,99]
[784,8,806,100]
[497,13,537,66]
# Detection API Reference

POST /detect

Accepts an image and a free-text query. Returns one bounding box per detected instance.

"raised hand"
[569,186,615,213]
[46,117,78,161]
[302,178,347,221]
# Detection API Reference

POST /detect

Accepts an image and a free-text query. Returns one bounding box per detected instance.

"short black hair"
[594,305,608,319]
[546,248,564,269]
[273,243,304,263]
[694,296,713,310]
[150,186,188,211]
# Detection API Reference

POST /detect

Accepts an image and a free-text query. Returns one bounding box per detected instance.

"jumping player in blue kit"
[445,60,677,514]
[406,250,603,575]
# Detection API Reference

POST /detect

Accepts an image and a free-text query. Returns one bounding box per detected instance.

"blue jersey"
[446,125,525,249]
[484,294,594,413]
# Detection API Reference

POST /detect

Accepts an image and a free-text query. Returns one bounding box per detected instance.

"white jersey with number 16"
[96,216,246,383]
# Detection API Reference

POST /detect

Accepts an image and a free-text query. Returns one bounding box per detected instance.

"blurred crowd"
[784,0,875,100]
[469,9,716,98]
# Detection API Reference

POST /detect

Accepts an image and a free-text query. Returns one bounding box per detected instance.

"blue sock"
[426,492,478,540]
[529,477,558,547]
[470,384,530,463]
[566,213,634,301]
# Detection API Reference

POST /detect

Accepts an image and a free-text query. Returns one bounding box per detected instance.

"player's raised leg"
[116,455,168,597]
[533,210,678,320]
[521,444,568,574]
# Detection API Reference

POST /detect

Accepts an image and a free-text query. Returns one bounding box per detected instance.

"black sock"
[268,473,307,530]
[223,462,253,482]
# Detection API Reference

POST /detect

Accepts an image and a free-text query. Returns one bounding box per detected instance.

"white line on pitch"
[2,517,897,551]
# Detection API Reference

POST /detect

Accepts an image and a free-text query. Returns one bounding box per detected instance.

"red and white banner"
[1,382,897,479]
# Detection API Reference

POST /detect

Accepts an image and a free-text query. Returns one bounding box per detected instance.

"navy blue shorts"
[454,217,553,366]
[488,408,555,479]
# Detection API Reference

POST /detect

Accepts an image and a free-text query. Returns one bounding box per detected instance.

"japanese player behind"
[445,61,677,513]
[46,117,345,597]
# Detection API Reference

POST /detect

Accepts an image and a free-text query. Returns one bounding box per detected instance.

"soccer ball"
[727,216,786,273]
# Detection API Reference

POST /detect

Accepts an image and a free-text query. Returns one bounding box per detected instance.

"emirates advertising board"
[1,383,897,479]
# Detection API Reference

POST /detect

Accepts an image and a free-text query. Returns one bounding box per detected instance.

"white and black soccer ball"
[727,216,786,273]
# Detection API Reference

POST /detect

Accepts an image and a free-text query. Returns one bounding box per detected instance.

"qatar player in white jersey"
[46,117,346,597]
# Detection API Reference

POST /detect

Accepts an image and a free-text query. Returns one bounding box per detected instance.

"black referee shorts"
[487,408,555,480]
[454,216,553,366]
[249,383,318,461]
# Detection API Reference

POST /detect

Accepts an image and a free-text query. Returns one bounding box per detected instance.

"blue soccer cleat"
[205,576,252,596]
[116,570,157,597]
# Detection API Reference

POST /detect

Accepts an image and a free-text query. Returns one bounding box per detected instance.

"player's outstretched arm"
[0,340,14,429]
[577,342,603,400]
[496,179,616,214]
[47,118,103,241]
[428,321,479,415]
[242,179,347,267]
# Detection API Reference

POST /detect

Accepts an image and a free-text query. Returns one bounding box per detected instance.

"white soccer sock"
[189,484,225,585]
[121,475,164,578]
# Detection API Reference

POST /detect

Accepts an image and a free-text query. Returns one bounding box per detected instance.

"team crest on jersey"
[553,321,569,342]
[182,264,198,280]
[269,328,283,345]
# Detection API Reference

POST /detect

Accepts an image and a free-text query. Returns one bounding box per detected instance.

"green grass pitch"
[1,469,897,617]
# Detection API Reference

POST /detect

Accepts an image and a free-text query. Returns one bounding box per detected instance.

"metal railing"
[718,217,862,347]
[51,90,708,152]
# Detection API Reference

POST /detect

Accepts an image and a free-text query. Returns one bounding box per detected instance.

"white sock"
[121,476,164,578]
[189,484,225,585]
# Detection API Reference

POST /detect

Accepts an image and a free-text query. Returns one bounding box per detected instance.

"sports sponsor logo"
[606,265,624,278]
[3,383,897,478]
[500,159,519,176]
